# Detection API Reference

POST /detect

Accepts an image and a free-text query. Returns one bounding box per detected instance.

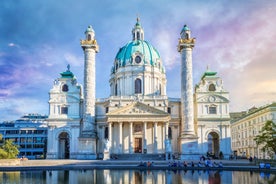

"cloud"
[8,43,18,47]
[0,97,48,121]
[0,0,276,121]
[64,52,82,67]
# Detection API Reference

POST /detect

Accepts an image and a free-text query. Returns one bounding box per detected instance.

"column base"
[178,134,199,160]
[103,152,110,160]
[81,130,97,138]
[77,137,97,159]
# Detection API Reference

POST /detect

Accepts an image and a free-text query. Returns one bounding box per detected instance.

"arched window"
[167,107,171,114]
[209,84,216,91]
[115,83,118,96]
[62,84,69,92]
[168,127,172,139]
[88,34,91,41]
[185,33,189,39]
[115,62,118,70]
[104,127,108,139]
[135,78,142,94]
[137,32,140,40]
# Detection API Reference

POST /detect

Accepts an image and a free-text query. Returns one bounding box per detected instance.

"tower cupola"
[180,24,191,39]
[85,25,95,41]
[132,17,144,41]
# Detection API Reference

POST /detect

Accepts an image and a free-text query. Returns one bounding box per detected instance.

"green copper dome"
[111,19,165,74]
[115,40,161,66]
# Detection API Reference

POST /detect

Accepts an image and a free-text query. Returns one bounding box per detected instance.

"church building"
[46,19,231,160]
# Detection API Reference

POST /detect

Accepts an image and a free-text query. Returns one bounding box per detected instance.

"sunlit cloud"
[0,0,276,121]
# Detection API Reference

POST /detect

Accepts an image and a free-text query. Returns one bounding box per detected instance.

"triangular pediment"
[106,102,170,122]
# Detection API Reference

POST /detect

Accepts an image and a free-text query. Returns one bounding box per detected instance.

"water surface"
[0,169,275,184]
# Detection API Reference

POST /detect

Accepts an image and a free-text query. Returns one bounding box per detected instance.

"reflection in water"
[0,169,275,184]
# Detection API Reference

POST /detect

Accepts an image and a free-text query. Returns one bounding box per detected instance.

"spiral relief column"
[79,25,99,159]
[177,25,198,160]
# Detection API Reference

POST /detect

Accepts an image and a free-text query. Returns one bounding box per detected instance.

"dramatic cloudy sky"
[1,0,276,121]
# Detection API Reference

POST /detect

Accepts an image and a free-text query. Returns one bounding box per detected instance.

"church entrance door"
[207,132,219,158]
[134,138,142,153]
[58,132,70,159]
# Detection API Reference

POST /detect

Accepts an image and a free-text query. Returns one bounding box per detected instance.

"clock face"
[135,56,141,64]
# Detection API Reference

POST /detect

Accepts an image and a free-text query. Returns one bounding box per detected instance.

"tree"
[0,134,19,159]
[254,120,276,159]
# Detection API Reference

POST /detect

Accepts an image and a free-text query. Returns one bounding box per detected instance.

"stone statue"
[165,139,172,153]
[104,139,110,152]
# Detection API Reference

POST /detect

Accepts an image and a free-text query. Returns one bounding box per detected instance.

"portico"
[106,102,171,154]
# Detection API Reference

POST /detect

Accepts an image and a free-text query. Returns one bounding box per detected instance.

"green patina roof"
[60,70,74,78]
[60,65,74,78]
[85,25,94,33]
[201,67,217,79]
[115,40,161,67]
[181,24,190,33]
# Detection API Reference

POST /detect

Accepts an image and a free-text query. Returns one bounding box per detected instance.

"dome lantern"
[132,17,144,41]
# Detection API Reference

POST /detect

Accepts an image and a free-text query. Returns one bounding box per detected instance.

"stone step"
[110,153,166,160]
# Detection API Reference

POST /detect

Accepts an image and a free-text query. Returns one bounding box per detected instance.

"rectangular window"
[61,107,68,114]
[209,106,217,114]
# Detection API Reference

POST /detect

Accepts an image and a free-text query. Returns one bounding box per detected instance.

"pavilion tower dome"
[109,18,167,97]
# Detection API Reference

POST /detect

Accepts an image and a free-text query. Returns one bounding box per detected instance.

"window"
[167,107,171,114]
[135,78,142,94]
[135,56,141,64]
[104,127,108,139]
[62,84,69,92]
[185,33,189,39]
[105,107,109,113]
[115,83,118,96]
[168,127,172,139]
[209,106,217,114]
[61,107,68,114]
[88,34,91,41]
[208,84,216,91]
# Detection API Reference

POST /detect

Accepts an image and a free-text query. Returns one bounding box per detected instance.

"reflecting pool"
[0,169,275,184]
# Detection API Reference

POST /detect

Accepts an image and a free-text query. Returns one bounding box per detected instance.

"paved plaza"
[0,159,275,172]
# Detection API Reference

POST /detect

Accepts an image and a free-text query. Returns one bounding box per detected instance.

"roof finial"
[67,64,70,71]
[136,14,140,23]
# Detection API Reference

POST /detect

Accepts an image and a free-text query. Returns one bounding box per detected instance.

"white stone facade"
[47,67,83,159]
[47,20,231,160]
[194,69,231,158]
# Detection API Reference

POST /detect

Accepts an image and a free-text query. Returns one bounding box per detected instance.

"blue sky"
[1,0,276,121]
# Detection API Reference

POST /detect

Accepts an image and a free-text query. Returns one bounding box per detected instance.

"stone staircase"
[110,153,166,160]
